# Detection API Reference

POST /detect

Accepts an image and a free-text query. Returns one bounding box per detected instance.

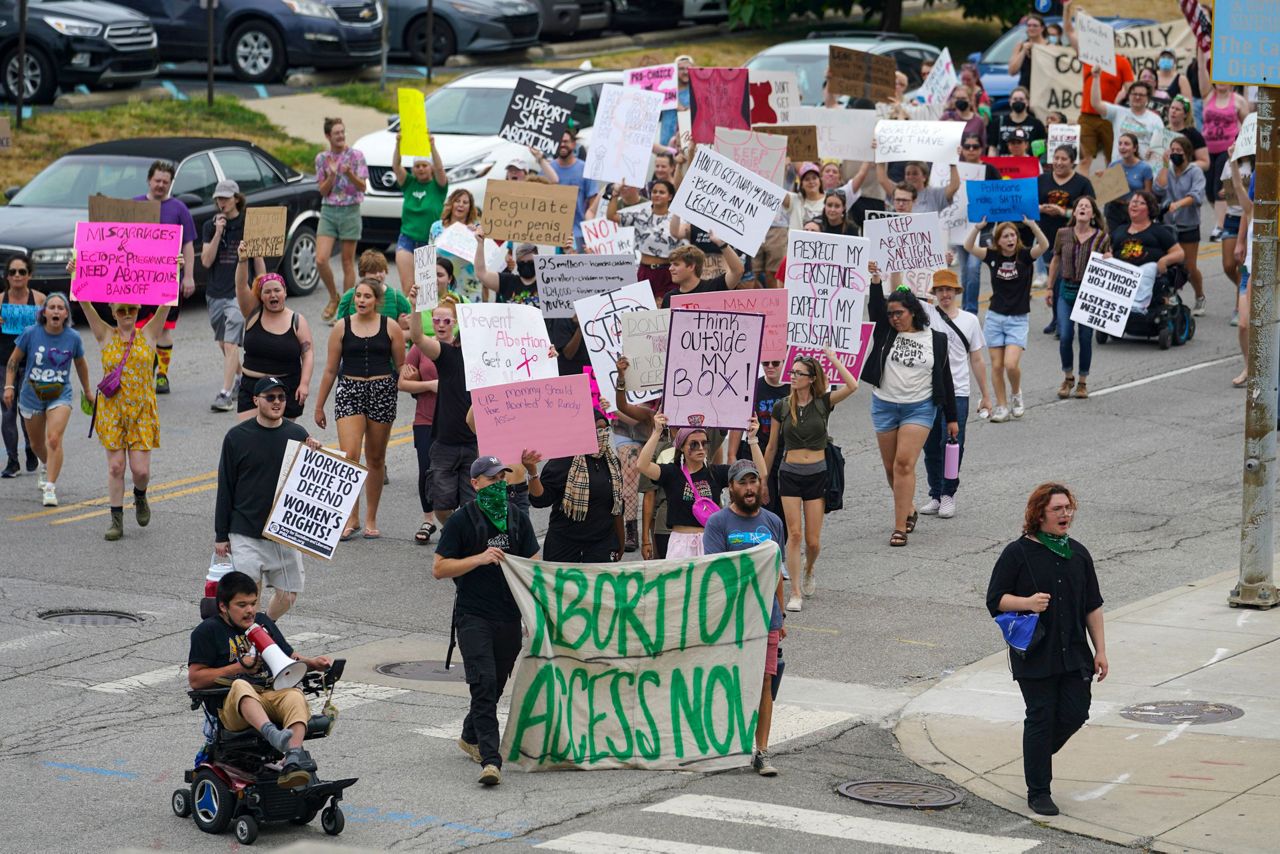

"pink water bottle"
[943,439,960,480]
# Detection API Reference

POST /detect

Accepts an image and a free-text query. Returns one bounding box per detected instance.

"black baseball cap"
[470,456,512,478]
[253,376,287,395]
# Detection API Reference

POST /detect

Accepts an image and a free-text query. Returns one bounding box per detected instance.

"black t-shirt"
[689,225,722,255]
[435,501,539,621]
[214,418,310,541]
[1176,126,1206,153]
[430,341,475,446]
[1037,172,1095,248]
[984,248,1035,316]
[661,274,728,308]
[497,272,539,307]
[549,318,590,376]
[739,378,790,460]
[988,113,1046,154]
[531,454,619,547]
[1111,224,1178,267]
[201,215,247,301]
[849,196,886,233]
[655,462,729,528]
[189,612,293,669]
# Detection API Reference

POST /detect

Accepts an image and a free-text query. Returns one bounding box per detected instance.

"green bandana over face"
[1036,531,1073,559]
[476,481,509,532]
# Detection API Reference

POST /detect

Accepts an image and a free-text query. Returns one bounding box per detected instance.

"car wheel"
[283,224,320,297]
[2,46,58,104]
[408,16,456,66]
[229,21,286,83]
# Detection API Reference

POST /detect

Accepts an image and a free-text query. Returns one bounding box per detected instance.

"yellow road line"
[50,482,220,525]
[9,471,217,522]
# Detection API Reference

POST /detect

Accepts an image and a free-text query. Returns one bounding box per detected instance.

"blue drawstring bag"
[994,611,1044,657]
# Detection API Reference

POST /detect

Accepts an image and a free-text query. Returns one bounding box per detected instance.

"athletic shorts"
[135,301,179,331]
[229,533,305,594]
[984,310,1030,349]
[318,204,363,241]
[779,460,827,500]
[237,372,304,419]
[207,297,244,345]
[871,395,937,433]
[334,375,397,424]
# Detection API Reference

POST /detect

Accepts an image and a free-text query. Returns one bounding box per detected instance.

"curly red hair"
[1023,482,1077,535]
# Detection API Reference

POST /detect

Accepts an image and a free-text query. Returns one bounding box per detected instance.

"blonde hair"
[669,245,707,276]
[441,189,478,227]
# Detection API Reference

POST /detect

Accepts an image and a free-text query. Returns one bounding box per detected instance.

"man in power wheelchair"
[174,570,356,843]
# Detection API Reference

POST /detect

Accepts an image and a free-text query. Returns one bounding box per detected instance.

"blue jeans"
[957,246,983,314]
[1057,290,1093,375]
[925,395,969,499]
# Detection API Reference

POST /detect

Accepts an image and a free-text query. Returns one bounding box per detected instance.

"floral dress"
[96,330,159,451]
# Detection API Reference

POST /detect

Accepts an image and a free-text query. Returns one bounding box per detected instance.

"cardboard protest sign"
[662,309,764,429]
[670,146,785,257]
[72,222,182,305]
[621,309,670,389]
[1070,253,1143,336]
[712,128,787,186]
[625,63,678,108]
[481,180,577,246]
[747,71,798,124]
[1093,164,1132,205]
[864,211,947,274]
[670,288,787,362]
[398,88,432,157]
[575,281,660,407]
[499,541,779,770]
[918,47,957,110]
[981,156,1042,179]
[413,245,437,311]
[88,195,160,224]
[584,84,665,188]
[750,124,818,162]
[581,217,637,257]
[1235,113,1258,161]
[687,68,750,144]
[827,46,897,102]
[241,206,287,258]
[792,106,877,162]
[0,117,10,149]
[456,302,556,390]
[874,120,964,165]
[966,178,1040,222]
[783,229,871,379]
[933,161,986,244]
[1075,11,1117,75]
[263,445,368,560]
[472,374,598,464]
[1046,123,1081,157]
[534,254,638,319]
[499,77,575,157]
[784,323,874,385]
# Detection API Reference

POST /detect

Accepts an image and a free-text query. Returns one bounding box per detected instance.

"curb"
[443,24,730,69]
[53,86,174,109]
[286,65,384,88]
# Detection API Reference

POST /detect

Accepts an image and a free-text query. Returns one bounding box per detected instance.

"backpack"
[824,443,845,514]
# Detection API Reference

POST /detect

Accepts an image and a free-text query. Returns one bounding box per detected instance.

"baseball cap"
[797,161,821,178]
[213,179,240,199]
[470,456,513,478]
[929,269,962,292]
[1009,127,1030,142]
[253,376,287,395]
[515,243,538,258]
[728,459,761,482]
[505,152,536,173]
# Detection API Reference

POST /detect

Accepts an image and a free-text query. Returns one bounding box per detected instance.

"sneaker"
[1010,393,1025,418]
[478,764,502,786]
[458,738,482,764]
[155,375,170,395]
[752,750,779,777]
[1209,227,1223,243]
[977,407,991,421]
[36,463,47,488]
[1042,321,1056,335]
[802,569,815,597]
[42,483,57,507]
[1193,296,1207,317]
[277,747,316,790]
[210,391,234,412]
[0,458,18,478]
[989,406,1011,423]
[785,595,802,613]
[919,498,941,515]
[939,495,956,518]
[25,447,37,472]
[1231,310,1239,327]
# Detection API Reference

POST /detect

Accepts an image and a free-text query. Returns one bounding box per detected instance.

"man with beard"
[702,458,787,777]
[548,127,596,247]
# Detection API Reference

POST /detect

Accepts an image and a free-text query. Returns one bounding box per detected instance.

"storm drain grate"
[1120,701,1244,726]
[837,780,964,809]
[39,609,141,626]
[375,660,466,682]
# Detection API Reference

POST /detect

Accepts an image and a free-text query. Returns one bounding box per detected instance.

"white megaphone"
[247,624,307,691]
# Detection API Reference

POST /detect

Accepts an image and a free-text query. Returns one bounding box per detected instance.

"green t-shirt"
[400,175,447,242]
[336,286,412,321]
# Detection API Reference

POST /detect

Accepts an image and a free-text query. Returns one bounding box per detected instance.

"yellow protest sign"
[398,88,431,157]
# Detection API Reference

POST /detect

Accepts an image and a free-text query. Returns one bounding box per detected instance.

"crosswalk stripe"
[88,665,185,695]
[643,795,1038,854]
[535,831,747,853]
[328,681,409,709]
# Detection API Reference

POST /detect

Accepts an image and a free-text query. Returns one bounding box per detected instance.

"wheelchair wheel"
[234,815,259,845]
[191,769,234,835]
[1158,325,1172,350]
[321,803,345,836]
[171,788,192,818]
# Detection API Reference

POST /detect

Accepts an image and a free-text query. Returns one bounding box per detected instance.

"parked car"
[536,0,610,39]
[0,0,159,103]
[111,0,381,83]
[0,138,323,298]
[682,0,727,22]
[351,66,624,246]
[745,33,941,107]
[609,0,679,34]
[385,0,542,66]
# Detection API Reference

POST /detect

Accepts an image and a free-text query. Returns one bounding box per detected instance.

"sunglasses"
[887,309,910,319]
[686,440,708,450]
[114,306,138,315]
[7,268,29,276]
[762,361,781,367]
[791,371,814,378]
[961,144,982,150]
[259,393,287,403]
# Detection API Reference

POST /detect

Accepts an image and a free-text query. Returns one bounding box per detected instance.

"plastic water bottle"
[944,439,961,480]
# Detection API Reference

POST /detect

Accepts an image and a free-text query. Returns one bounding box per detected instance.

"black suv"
[0,0,159,103]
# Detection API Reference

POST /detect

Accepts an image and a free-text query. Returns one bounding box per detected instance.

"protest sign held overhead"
[1234,113,1258,161]
[472,374,598,464]
[1070,253,1143,337]
[584,84,665,188]
[242,206,287,258]
[397,89,431,157]
[88,194,160,223]
[499,542,779,770]
[981,156,1042,180]
[966,178,1040,222]
[1075,11,1117,75]
[499,77,575,157]
[791,106,877,162]
[72,222,182,305]
[670,146,785,257]
[582,217,637,257]
[712,128,788,186]
[263,445,368,560]
[747,71,798,124]
[481,179,577,246]
[456,302,557,390]
[621,309,670,390]
[413,245,437,311]
[1211,0,1280,84]
[534,254,638,319]
[687,67,750,144]
[1046,123,1081,157]
[918,47,958,111]
[1093,164,1132,205]
[750,123,819,162]
[874,120,964,165]
[827,46,897,101]
[662,309,764,430]
[575,281,660,407]
[864,211,947,274]
[671,288,787,363]
[933,161,986,244]
[783,229,871,380]
[785,324,874,385]
[625,63,678,108]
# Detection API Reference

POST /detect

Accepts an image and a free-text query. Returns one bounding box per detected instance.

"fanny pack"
[97,333,136,398]
[29,381,65,402]
[993,541,1045,658]
[682,465,719,527]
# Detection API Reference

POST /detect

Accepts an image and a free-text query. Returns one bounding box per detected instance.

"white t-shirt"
[875,328,934,404]
[925,304,984,397]
[1101,102,1166,167]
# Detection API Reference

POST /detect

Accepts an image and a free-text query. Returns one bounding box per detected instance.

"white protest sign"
[575,282,660,407]
[413,244,437,311]
[1046,123,1082,157]
[1075,11,1117,76]
[670,146,785,256]
[784,230,870,371]
[676,109,692,150]
[712,127,787,186]
[1070,253,1142,336]
[791,106,877,161]
[864,211,947,273]
[434,222,504,270]
[662,309,765,429]
[748,71,798,123]
[1235,112,1258,161]
[584,84,665,188]
[874,120,964,164]
[625,63,678,108]
[263,445,368,561]
[918,47,957,109]
[534,254,638,319]
[456,302,556,390]
[621,309,670,389]
[932,161,986,245]
[581,217,638,258]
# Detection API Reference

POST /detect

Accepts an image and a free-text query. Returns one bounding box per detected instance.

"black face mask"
[1010,101,1027,112]
[517,260,536,279]
[1169,153,1185,167]
[954,100,970,112]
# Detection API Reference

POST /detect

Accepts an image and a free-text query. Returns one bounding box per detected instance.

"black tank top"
[340,314,392,378]
[242,308,302,376]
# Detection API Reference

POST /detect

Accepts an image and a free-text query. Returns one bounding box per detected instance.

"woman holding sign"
[528,410,625,562]
[392,131,448,302]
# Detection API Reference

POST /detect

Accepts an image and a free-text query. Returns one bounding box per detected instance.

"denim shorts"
[1222,214,1241,239]
[984,310,1030,349]
[396,233,430,254]
[1241,265,1251,296]
[871,395,937,433]
[17,381,72,420]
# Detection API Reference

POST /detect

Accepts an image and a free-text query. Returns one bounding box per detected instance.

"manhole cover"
[1120,701,1244,725]
[39,609,141,626]
[837,780,963,809]
[375,660,465,682]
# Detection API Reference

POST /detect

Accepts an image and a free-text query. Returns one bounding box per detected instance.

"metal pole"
[206,0,215,108]
[1232,85,1280,609]
[426,0,434,84]
[380,0,388,91]
[15,0,27,130]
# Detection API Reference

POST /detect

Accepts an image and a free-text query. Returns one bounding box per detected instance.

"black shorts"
[779,463,827,501]
[238,372,304,419]
[1177,227,1201,245]
[135,301,180,330]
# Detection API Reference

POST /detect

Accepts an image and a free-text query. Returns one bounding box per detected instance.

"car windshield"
[9,155,151,208]
[417,86,514,135]
[745,54,830,106]
[981,25,1029,66]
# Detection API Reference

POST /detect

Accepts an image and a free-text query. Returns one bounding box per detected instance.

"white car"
[353,66,625,245]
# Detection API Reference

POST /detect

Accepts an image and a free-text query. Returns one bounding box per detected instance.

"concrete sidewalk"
[242,92,388,146]
[896,570,1280,854]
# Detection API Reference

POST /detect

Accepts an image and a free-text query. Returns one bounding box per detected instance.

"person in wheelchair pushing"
[188,570,331,788]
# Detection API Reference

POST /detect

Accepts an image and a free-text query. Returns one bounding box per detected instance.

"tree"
[728,0,1033,32]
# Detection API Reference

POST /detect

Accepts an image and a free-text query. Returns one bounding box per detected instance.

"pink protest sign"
[662,308,764,430]
[625,63,678,108]
[783,323,874,385]
[669,288,787,362]
[688,68,750,145]
[72,221,182,305]
[472,374,598,465]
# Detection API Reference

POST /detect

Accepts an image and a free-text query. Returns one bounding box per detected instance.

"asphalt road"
[0,240,1252,852]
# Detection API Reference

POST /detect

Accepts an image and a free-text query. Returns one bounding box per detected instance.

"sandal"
[415,522,437,544]
[890,530,908,547]
[339,526,359,542]
[362,528,381,539]
[905,510,918,533]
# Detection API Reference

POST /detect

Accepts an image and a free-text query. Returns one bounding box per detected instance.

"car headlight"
[43,16,103,37]
[32,248,75,266]
[281,0,339,20]
[448,0,500,16]
[446,159,494,183]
